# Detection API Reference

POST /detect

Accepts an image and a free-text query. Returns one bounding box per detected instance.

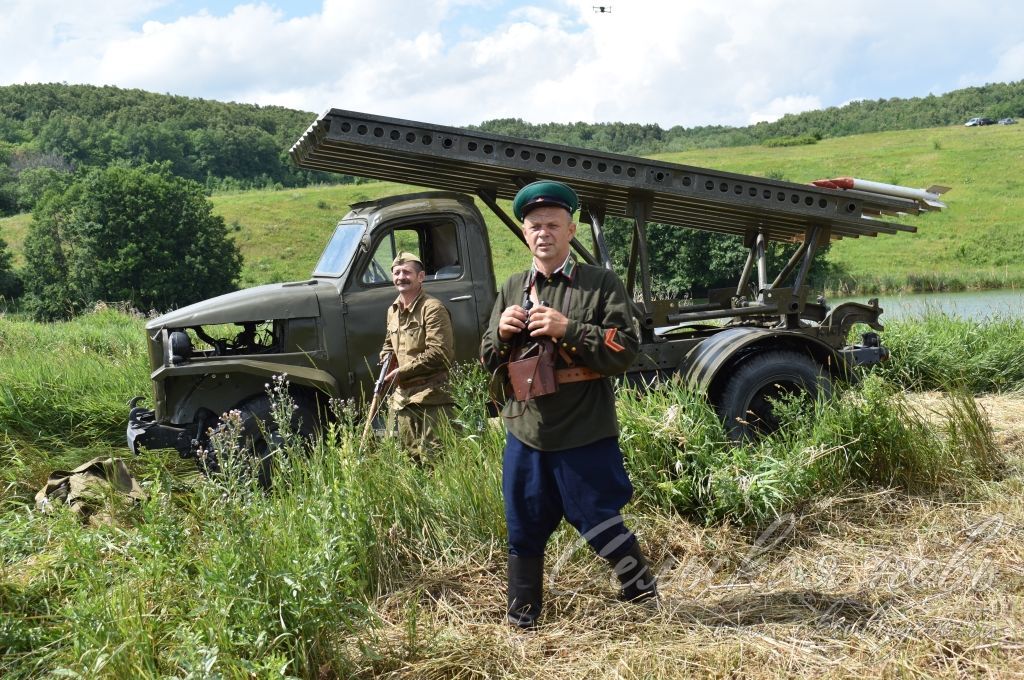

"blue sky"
[2,1,1022,128]
[142,0,322,23]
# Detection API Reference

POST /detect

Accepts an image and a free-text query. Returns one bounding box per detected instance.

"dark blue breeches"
[502,432,636,560]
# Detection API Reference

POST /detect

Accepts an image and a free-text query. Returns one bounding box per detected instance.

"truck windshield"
[313,222,365,277]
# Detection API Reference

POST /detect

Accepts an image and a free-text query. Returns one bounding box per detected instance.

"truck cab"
[316,191,495,391]
[128,191,496,459]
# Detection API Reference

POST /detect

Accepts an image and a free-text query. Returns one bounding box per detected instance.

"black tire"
[203,393,320,488]
[716,350,832,441]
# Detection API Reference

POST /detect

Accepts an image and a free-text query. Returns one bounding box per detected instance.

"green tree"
[0,164,16,215]
[0,143,17,215]
[602,217,831,296]
[23,162,242,319]
[0,234,21,300]
[15,166,73,211]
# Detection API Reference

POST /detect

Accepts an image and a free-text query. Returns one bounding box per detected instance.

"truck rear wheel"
[716,350,831,441]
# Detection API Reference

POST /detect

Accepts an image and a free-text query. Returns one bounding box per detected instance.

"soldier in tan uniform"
[379,252,456,461]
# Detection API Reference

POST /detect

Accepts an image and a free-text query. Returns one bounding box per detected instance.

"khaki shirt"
[381,291,455,409]
[480,255,639,450]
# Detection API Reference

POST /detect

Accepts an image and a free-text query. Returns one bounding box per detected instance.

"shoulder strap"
[521,266,536,308]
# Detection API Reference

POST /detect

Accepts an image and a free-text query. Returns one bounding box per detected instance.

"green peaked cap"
[391,251,422,268]
[512,180,580,221]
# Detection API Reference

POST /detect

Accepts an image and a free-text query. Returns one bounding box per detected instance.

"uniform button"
[571,346,577,352]
[562,342,568,348]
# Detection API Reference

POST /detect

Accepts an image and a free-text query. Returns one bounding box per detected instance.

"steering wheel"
[365,258,390,284]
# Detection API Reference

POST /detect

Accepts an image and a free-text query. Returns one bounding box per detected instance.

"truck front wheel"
[716,350,831,440]
[202,393,320,488]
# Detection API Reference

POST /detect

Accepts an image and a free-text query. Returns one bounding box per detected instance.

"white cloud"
[990,43,1024,84]
[748,95,823,125]
[0,0,166,83]
[2,0,1024,128]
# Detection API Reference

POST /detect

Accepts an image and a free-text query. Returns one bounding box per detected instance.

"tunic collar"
[392,290,425,313]
[530,253,577,285]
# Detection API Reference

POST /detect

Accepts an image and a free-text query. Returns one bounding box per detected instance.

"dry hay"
[343,395,1024,679]
[911,391,1024,463]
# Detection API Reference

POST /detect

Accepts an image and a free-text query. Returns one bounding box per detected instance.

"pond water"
[829,288,1024,321]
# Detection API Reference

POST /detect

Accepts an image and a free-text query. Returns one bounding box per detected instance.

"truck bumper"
[839,345,889,366]
[127,396,193,457]
[838,332,890,368]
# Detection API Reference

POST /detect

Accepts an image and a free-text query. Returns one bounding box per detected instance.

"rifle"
[360,353,394,446]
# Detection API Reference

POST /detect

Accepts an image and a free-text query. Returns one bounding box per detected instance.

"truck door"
[342,216,482,396]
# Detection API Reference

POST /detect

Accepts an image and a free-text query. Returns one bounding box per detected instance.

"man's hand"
[498,305,529,342]
[383,367,399,385]
[527,304,569,340]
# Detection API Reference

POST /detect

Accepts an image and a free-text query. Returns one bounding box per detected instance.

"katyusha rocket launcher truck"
[128,110,947,472]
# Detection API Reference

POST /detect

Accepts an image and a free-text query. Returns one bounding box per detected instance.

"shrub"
[22,162,242,319]
[602,217,833,295]
[0,234,21,300]
[762,134,820,147]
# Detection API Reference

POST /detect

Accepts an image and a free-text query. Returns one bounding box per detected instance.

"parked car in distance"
[964,117,996,126]
[998,117,1017,125]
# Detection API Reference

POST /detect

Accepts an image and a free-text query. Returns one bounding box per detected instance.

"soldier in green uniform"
[481,181,657,629]
[379,252,456,462]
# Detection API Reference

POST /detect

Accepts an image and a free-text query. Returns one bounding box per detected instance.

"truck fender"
[681,327,843,398]
[822,299,884,338]
[153,360,341,423]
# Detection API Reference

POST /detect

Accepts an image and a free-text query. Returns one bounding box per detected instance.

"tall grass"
[1,446,369,677]
[0,308,1010,675]
[874,311,1024,392]
[0,306,148,443]
[0,383,508,676]
[619,374,1003,526]
[0,307,149,496]
[824,269,1024,296]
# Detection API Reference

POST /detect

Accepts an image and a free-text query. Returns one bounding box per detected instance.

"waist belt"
[399,371,449,389]
[555,366,603,384]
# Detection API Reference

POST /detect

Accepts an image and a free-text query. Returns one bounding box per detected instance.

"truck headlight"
[169,331,192,364]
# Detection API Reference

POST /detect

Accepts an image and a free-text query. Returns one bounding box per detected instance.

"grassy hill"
[209,182,537,288]
[0,181,545,291]
[2,122,1022,295]
[654,122,1024,292]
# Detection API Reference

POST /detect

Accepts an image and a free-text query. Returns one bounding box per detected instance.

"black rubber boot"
[606,542,658,603]
[507,555,544,628]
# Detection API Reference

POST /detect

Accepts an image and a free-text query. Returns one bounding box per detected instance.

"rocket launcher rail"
[290,109,944,243]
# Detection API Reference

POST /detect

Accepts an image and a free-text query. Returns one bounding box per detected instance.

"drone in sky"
[592,5,612,13]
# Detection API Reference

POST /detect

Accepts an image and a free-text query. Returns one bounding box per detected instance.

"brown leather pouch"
[508,340,558,401]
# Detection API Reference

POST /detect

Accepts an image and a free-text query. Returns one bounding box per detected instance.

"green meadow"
[654,123,1024,292]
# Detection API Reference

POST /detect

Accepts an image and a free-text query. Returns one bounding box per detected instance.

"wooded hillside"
[2,80,1022,216]
[472,80,1024,154]
[0,83,348,215]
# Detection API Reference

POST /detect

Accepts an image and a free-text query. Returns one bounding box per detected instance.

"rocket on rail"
[811,176,950,211]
